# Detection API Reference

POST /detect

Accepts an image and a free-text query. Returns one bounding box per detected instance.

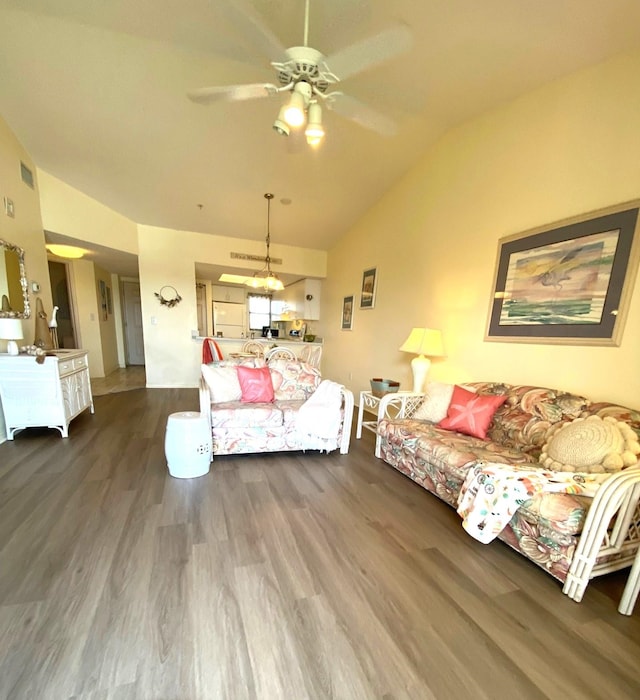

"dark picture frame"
[99,280,108,321]
[486,200,640,345]
[341,295,354,330]
[360,267,377,309]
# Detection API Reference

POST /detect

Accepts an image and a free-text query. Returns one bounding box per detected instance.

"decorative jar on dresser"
[0,349,94,439]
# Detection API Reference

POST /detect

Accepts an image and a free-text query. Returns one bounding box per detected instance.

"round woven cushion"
[539,415,639,473]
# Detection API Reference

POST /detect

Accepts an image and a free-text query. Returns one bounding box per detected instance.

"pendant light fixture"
[245,193,285,292]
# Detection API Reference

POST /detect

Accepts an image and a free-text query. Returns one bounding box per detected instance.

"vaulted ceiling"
[2,0,640,263]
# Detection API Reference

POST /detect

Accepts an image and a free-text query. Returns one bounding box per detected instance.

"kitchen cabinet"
[212,285,246,304]
[278,279,322,321]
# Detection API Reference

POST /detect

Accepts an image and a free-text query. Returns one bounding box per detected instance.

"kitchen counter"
[195,336,323,367]
[196,336,322,347]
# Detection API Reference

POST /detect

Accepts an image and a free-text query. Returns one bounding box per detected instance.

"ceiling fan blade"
[323,24,412,82]
[215,0,286,63]
[187,83,278,105]
[329,94,398,137]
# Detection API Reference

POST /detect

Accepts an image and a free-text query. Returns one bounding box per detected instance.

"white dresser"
[0,349,94,439]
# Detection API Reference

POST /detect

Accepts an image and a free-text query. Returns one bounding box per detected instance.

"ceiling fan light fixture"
[305,102,324,145]
[284,92,306,127]
[273,105,290,136]
[284,81,312,127]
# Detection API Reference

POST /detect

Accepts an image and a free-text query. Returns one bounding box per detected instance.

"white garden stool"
[165,411,212,479]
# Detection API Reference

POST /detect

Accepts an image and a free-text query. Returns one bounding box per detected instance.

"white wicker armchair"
[265,346,297,362]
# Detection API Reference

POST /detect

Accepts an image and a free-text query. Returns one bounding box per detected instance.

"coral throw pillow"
[236,366,275,403]
[438,385,507,439]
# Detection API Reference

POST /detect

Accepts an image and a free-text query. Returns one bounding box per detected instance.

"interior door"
[122,281,145,365]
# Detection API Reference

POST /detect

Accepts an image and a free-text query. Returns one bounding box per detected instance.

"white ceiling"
[3,1,640,277]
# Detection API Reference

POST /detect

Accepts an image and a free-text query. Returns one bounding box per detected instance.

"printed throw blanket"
[456,462,610,544]
[296,379,343,453]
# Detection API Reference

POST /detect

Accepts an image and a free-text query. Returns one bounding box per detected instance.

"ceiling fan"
[187,0,412,145]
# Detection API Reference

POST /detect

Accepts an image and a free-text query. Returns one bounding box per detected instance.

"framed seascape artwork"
[486,200,640,345]
[360,267,377,309]
[341,295,354,330]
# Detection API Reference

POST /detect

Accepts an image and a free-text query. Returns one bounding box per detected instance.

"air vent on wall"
[20,161,34,189]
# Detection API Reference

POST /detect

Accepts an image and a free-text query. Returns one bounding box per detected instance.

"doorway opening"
[48,260,77,348]
[121,280,145,365]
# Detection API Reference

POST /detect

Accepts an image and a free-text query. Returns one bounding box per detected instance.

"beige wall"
[0,115,51,441]
[4,49,640,406]
[38,170,137,376]
[138,225,328,388]
[320,50,640,408]
[69,258,105,376]
[38,170,139,254]
[36,168,328,388]
[0,118,52,345]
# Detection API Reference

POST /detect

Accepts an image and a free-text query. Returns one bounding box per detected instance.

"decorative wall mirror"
[0,239,30,319]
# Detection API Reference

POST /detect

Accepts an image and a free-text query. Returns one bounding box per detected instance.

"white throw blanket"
[456,461,610,544]
[296,380,343,452]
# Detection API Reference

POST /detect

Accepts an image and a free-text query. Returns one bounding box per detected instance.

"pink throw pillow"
[438,385,507,439]
[236,366,274,403]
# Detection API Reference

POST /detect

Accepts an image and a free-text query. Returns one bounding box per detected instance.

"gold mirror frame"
[0,238,30,319]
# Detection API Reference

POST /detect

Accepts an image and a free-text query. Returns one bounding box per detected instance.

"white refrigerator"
[213,302,246,338]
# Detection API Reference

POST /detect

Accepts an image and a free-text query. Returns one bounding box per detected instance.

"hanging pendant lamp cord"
[265,192,274,275]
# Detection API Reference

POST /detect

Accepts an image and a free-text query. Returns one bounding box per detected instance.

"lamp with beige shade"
[0,318,24,355]
[399,327,444,393]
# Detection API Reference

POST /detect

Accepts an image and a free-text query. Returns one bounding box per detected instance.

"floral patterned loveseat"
[375,382,640,602]
[199,357,354,456]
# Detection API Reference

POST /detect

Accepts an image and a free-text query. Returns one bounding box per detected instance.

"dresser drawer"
[58,353,88,377]
[72,355,88,370]
[58,359,74,376]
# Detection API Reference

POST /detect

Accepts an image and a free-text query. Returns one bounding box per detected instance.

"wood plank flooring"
[90,366,146,397]
[1,388,639,699]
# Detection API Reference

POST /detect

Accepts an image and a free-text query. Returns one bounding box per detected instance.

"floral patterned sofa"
[199,357,354,456]
[375,382,640,602]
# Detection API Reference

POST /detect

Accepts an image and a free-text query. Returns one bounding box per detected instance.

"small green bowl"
[370,379,400,397]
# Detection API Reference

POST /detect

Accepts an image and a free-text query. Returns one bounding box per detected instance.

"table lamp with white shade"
[0,318,24,356]
[399,327,444,393]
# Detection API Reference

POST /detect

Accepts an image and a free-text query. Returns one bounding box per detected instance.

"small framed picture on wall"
[99,280,108,321]
[341,295,354,330]
[360,267,377,309]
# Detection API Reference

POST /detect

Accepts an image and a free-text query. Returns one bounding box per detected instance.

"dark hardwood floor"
[1,388,639,699]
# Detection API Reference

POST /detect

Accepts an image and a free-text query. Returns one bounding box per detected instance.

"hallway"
[90,366,146,396]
